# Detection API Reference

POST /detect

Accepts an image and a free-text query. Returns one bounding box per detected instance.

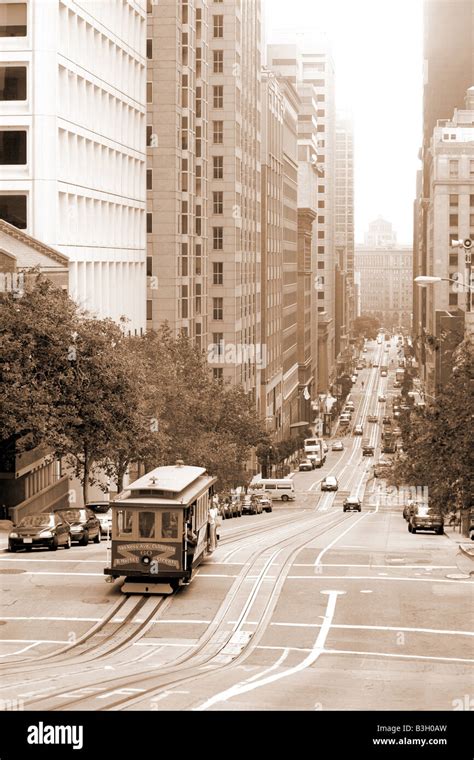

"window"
[213,155,223,179]
[317,231,324,239]
[318,291,325,300]
[213,49,223,73]
[470,160,474,177]
[317,246,324,254]
[318,185,325,193]
[213,120,223,144]
[449,160,458,177]
[147,213,152,233]
[146,125,153,147]
[213,368,224,380]
[449,253,458,266]
[147,39,153,59]
[117,509,133,535]
[0,66,26,100]
[0,3,27,36]
[318,201,325,209]
[449,214,458,227]
[317,260,324,269]
[139,511,155,539]
[0,130,26,164]
[147,169,152,190]
[213,262,223,285]
[161,511,179,539]
[448,293,458,306]
[213,85,223,108]
[146,0,153,12]
[213,226,223,249]
[146,300,152,320]
[213,297,223,320]
[449,194,458,207]
[213,14,223,37]
[181,285,188,318]
[212,332,224,357]
[471,195,474,208]
[213,191,223,215]
[0,194,26,228]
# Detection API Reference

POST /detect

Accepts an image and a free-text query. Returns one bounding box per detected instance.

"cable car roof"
[128,465,207,493]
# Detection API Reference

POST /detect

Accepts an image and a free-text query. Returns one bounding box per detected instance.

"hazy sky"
[264,0,423,244]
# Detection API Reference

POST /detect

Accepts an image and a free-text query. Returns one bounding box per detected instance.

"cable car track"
[8,510,353,710]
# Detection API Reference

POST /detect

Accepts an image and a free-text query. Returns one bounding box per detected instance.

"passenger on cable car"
[185,521,197,568]
[207,504,219,551]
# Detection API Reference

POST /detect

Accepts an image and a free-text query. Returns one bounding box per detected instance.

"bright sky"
[264,0,423,244]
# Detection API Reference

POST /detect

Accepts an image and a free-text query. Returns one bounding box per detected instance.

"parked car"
[321,475,338,492]
[343,496,362,512]
[259,497,273,513]
[383,416,392,425]
[242,495,262,515]
[339,417,350,427]
[354,424,363,435]
[332,440,344,451]
[8,513,71,552]
[86,501,112,539]
[378,395,386,402]
[393,381,401,389]
[393,427,402,436]
[229,498,243,518]
[345,401,355,411]
[368,414,378,423]
[403,501,418,521]
[381,370,388,377]
[408,506,444,535]
[299,458,313,472]
[373,458,392,478]
[372,362,379,368]
[351,375,357,384]
[56,508,101,545]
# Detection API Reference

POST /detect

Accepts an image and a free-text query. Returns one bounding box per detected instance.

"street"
[0,339,472,712]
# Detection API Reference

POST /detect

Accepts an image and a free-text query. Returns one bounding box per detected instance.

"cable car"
[104,462,217,594]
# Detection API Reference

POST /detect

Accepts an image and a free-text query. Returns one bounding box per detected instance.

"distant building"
[355,220,412,331]
[0,221,70,523]
[335,112,354,365]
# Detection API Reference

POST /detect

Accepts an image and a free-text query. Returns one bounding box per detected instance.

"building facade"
[0,0,147,332]
[355,219,412,331]
[147,0,263,402]
[423,90,474,393]
[335,112,354,360]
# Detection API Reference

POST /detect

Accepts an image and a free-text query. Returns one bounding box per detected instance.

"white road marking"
[287,574,473,584]
[194,590,343,711]
[324,648,474,664]
[314,505,375,568]
[292,564,457,569]
[269,622,474,636]
[0,616,101,622]
[0,641,42,657]
[96,687,145,699]
[17,571,104,577]
[0,558,105,564]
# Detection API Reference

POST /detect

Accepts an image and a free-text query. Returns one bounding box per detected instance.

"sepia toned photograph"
[0,0,472,754]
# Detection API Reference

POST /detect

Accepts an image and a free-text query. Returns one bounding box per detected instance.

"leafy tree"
[388,341,473,534]
[352,315,381,340]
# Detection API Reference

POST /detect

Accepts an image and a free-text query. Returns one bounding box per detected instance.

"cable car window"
[117,509,133,535]
[161,510,179,539]
[139,511,156,538]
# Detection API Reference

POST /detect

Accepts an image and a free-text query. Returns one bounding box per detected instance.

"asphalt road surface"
[0,338,472,711]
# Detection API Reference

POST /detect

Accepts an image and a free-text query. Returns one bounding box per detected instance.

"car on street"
[345,401,355,411]
[8,513,72,552]
[299,458,313,472]
[373,458,392,477]
[332,440,344,451]
[339,417,350,428]
[363,347,368,353]
[368,414,378,423]
[381,370,387,377]
[372,362,379,367]
[86,501,112,539]
[351,375,357,383]
[56,508,101,545]
[321,475,338,492]
[343,496,362,512]
[356,364,365,370]
[403,501,418,521]
[362,441,374,456]
[259,497,273,513]
[408,505,444,535]
[383,416,392,425]
[354,424,363,435]
[393,381,401,389]
[378,394,386,402]
[393,427,402,436]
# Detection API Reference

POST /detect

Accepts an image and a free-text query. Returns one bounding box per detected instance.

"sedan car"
[393,381,401,389]
[372,362,379,368]
[368,415,378,423]
[343,496,362,512]
[378,395,386,403]
[409,506,444,535]
[56,508,101,545]
[351,375,357,384]
[345,401,355,411]
[381,370,387,377]
[321,475,338,492]
[86,501,112,539]
[362,442,374,456]
[259,497,273,513]
[354,424,363,435]
[299,458,313,472]
[332,440,344,451]
[363,348,368,353]
[8,513,71,552]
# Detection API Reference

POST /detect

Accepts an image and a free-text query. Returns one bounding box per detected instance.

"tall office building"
[147,0,263,402]
[335,112,354,363]
[423,91,474,393]
[414,0,474,380]
[0,0,147,332]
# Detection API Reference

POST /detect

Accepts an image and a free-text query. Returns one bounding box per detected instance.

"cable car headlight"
[141,556,151,566]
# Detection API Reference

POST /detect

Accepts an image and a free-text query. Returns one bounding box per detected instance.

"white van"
[250,478,295,501]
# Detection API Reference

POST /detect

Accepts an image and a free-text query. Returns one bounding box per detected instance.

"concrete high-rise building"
[414,0,474,381]
[335,112,354,362]
[0,0,147,332]
[147,0,263,402]
[356,221,412,331]
[422,91,474,393]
